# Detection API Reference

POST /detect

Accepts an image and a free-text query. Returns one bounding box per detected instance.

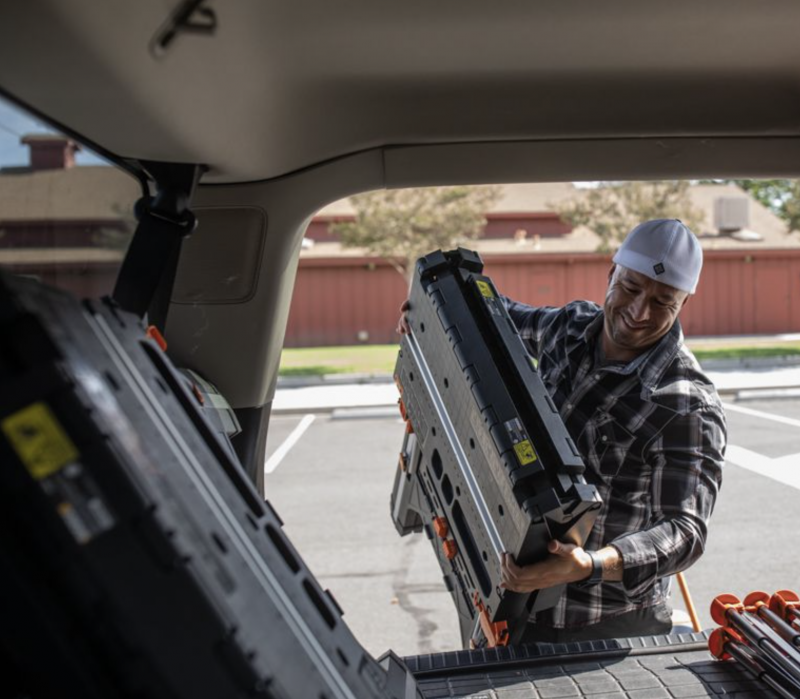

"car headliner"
[3,1,800,184]
[3,1,800,413]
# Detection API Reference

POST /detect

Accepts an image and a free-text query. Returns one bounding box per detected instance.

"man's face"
[602,265,689,362]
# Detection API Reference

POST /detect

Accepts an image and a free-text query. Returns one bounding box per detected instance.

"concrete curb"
[697,356,800,371]
[731,387,800,400]
[273,404,401,417]
[716,386,800,399]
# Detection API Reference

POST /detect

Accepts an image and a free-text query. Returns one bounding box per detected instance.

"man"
[398,219,726,643]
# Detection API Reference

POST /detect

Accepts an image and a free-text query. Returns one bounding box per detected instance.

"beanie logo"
[653,263,665,275]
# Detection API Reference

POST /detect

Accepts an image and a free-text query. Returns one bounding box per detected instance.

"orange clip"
[394,374,403,395]
[191,383,205,406]
[145,325,167,352]
[398,398,408,421]
[405,420,414,434]
[442,539,458,560]
[769,589,800,622]
[473,592,509,647]
[708,628,729,660]
[432,517,449,539]
[708,627,743,661]
[743,590,770,612]
[710,593,742,627]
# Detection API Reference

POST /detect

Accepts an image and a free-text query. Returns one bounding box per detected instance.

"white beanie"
[612,219,703,294]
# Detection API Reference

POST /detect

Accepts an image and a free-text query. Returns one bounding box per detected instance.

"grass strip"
[279,344,399,376]
[690,346,800,361]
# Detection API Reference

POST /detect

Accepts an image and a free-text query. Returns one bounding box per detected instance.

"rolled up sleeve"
[609,405,726,601]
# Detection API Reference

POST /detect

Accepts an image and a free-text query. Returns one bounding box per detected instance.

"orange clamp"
[442,539,458,560]
[432,517,449,539]
[398,398,408,421]
[708,628,729,660]
[708,627,743,661]
[473,592,509,648]
[710,593,742,627]
[743,590,770,612]
[145,325,167,352]
[769,589,800,622]
[190,383,205,406]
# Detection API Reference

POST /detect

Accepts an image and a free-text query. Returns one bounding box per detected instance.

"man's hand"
[500,540,593,593]
[396,299,411,335]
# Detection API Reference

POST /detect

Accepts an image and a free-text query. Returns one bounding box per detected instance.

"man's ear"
[607,264,616,283]
[680,295,690,311]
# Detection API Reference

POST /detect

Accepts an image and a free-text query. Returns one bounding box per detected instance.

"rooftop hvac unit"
[714,196,750,232]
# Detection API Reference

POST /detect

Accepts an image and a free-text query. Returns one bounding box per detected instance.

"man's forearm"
[500,541,624,593]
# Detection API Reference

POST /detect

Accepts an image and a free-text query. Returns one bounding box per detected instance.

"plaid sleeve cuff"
[609,535,660,602]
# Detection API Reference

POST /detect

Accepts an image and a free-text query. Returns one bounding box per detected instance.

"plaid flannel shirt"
[502,298,727,629]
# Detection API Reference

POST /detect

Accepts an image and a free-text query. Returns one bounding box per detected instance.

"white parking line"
[722,403,800,490]
[725,444,800,491]
[264,414,316,474]
[722,402,800,429]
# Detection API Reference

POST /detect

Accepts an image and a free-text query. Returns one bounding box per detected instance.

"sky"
[0,95,107,168]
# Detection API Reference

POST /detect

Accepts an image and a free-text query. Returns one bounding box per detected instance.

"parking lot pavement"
[263,397,800,659]
[264,413,462,657]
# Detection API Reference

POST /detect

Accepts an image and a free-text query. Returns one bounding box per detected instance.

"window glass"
[0,94,140,297]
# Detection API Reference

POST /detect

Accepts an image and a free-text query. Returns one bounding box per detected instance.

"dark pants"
[520,603,673,645]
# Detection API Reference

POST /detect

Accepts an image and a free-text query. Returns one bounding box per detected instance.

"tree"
[332,185,501,281]
[702,179,800,232]
[555,181,705,253]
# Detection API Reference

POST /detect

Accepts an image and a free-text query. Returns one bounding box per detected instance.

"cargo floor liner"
[403,631,780,698]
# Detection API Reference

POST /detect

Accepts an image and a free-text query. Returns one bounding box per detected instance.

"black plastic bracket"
[112,162,204,334]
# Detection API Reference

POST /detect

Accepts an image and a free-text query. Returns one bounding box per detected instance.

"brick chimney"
[21,134,80,171]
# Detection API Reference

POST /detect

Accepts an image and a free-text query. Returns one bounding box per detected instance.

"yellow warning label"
[514,440,538,466]
[1,403,79,480]
[476,280,494,298]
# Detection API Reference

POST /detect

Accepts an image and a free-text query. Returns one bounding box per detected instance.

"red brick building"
[2,136,799,346]
[289,183,800,345]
